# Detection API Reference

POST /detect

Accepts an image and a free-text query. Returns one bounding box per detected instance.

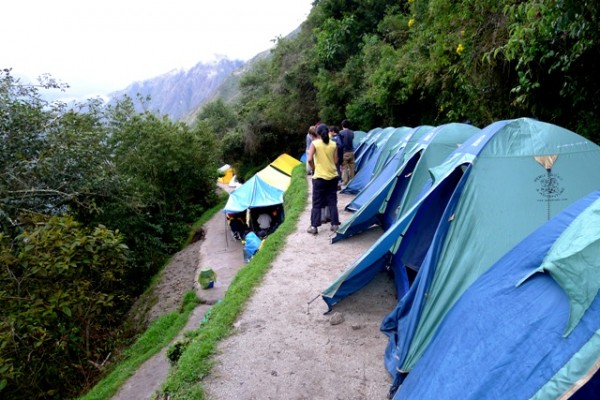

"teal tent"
[373,118,600,393]
[322,119,600,397]
[335,123,479,242]
[325,118,600,311]
[342,127,413,194]
[394,190,600,399]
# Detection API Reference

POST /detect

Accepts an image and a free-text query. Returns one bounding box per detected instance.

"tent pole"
[224,214,229,250]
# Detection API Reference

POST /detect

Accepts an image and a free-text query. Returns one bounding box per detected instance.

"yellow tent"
[256,154,302,191]
[217,164,234,184]
[270,153,302,176]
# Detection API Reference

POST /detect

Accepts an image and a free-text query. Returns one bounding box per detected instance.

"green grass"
[158,165,308,399]
[79,292,200,400]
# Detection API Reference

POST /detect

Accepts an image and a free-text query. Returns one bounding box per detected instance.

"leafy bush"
[0,216,130,399]
[167,338,191,365]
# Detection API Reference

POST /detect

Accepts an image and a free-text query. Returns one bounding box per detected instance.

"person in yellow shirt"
[307,124,340,234]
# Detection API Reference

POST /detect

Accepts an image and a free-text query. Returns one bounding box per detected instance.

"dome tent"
[395,190,600,399]
[320,118,600,395]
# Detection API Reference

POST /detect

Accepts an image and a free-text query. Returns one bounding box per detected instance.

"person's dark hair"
[341,119,350,129]
[330,125,340,134]
[316,124,330,144]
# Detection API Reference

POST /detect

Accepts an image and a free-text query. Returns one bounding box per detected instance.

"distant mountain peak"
[108,58,245,121]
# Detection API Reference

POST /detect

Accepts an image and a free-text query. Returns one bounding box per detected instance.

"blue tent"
[341,127,413,194]
[223,154,300,214]
[223,174,285,213]
[394,190,600,399]
[352,130,367,150]
[344,125,435,213]
[376,118,600,392]
[352,127,384,173]
[336,123,478,242]
[322,118,600,390]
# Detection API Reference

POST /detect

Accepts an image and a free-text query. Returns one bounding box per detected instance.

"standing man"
[339,119,355,187]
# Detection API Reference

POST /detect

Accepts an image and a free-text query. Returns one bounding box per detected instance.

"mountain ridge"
[108,57,245,121]
[108,25,301,123]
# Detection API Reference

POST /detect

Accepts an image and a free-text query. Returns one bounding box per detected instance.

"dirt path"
[113,178,397,399]
[203,178,396,400]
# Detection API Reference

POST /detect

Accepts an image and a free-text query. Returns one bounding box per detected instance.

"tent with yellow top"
[224,154,301,239]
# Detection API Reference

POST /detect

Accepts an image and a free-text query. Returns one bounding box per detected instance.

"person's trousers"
[341,152,355,185]
[310,178,340,227]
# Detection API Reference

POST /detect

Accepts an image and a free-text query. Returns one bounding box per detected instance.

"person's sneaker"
[330,225,339,232]
[307,226,318,235]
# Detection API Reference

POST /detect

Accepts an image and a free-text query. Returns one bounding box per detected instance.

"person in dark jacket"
[339,119,355,187]
[329,125,343,183]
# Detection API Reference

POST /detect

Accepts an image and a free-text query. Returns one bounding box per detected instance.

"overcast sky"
[1,0,314,98]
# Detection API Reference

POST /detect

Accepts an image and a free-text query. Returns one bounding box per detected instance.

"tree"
[195,98,237,137]
[0,70,222,397]
[96,96,219,282]
[0,69,117,234]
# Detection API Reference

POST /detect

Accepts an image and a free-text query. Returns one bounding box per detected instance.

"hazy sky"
[2,0,314,98]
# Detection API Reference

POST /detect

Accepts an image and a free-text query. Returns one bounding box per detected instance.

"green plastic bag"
[199,268,216,289]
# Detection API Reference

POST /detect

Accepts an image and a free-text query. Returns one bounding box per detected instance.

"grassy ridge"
[79,292,199,400]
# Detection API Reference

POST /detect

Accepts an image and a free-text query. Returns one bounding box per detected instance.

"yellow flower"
[408,18,415,28]
[456,43,465,55]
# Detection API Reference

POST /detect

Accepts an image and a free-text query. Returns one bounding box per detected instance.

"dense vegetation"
[2,0,599,398]
[0,70,219,398]
[211,0,600,175]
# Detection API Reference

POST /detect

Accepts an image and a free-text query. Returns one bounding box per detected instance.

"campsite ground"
[115,178,397,399]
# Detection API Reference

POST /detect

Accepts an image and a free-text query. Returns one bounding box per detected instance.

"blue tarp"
[243,232,262,263]
[394,190,600,399]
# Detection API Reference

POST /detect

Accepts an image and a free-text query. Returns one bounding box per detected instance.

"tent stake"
[306,293,321,313]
